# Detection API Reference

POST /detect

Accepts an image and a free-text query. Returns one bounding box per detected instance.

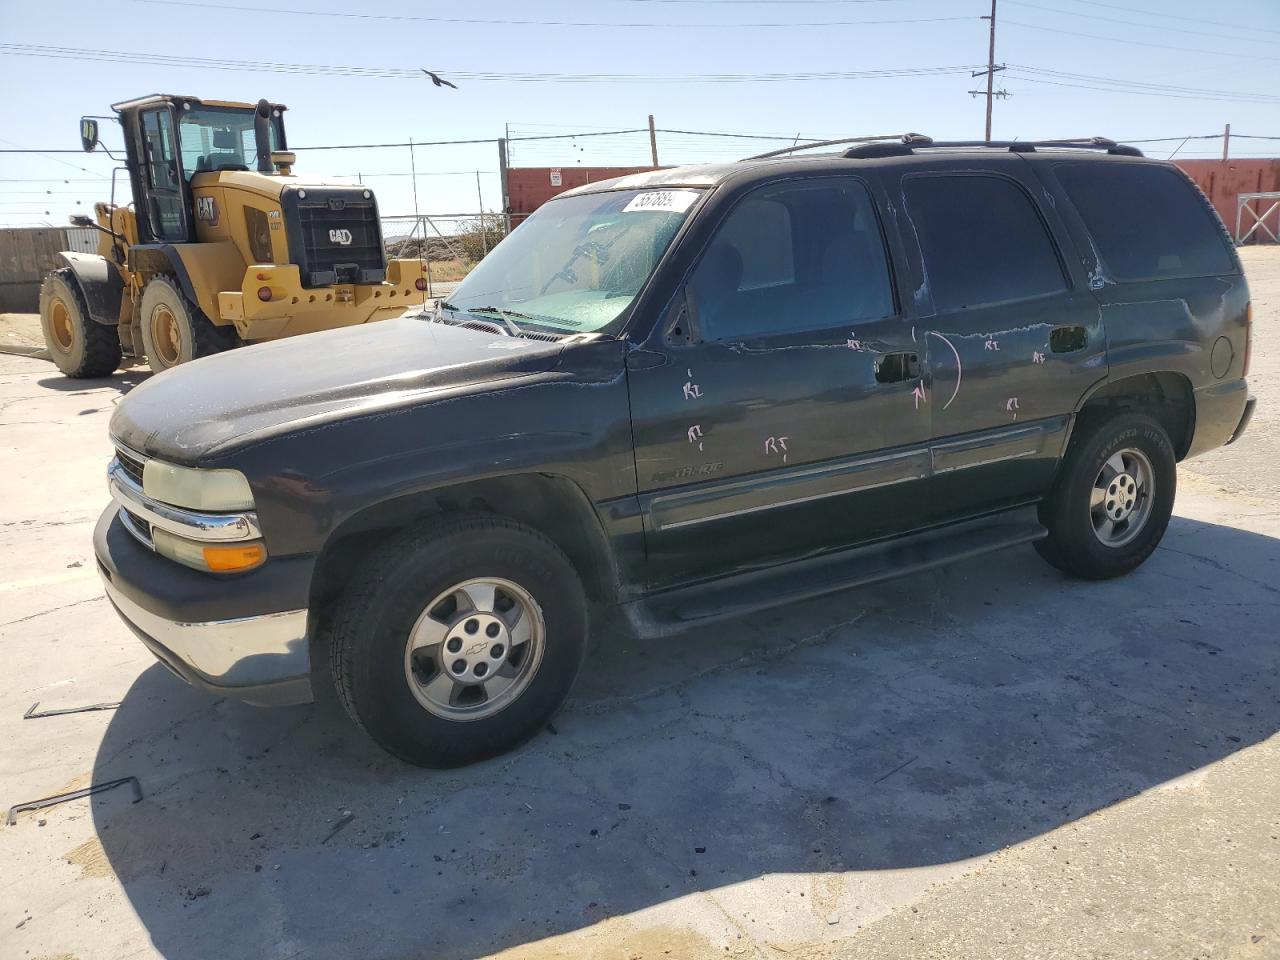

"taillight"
[257,286,273,302]
[415,277,428,292]
[1243,301,1252,377]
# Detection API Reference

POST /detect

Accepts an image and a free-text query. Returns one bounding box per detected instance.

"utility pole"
[475,170,489,257]
[648,114,659,167]
[985,0,997,140]
[1222,123,1231,161]
[498,137,511,236]
[968,0,1007,140]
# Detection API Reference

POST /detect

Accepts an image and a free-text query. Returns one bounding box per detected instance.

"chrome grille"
[119,506,154,549]
[115,446,146,487]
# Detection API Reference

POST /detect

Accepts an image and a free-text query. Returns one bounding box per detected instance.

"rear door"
[887,157,1106,520]
[626,175,932,588]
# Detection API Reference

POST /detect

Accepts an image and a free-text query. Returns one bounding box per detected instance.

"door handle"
[1050,325,1088,353]
[875,352,921,384]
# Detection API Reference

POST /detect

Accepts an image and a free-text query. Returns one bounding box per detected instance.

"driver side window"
[688,178,895,341]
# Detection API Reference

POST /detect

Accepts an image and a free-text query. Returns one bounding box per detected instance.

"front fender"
[234,341,638,558]
[56,251,123,325]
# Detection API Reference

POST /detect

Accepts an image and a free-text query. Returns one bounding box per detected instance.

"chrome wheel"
[403,577,545,721]
[1090,447,1155,548]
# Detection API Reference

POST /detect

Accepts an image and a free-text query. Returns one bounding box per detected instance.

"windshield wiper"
[464,305,534,337]
[434,301,523,334]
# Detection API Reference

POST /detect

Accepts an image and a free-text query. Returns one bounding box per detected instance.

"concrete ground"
[1,250,1278,960]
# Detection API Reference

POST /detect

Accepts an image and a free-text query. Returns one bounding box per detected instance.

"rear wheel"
[138,275,235,373]
[39,269,121,378]
[328,516,588,767]
[1035,412,1176,579]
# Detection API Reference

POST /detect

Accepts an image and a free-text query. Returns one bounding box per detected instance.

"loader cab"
[111,95,288,245]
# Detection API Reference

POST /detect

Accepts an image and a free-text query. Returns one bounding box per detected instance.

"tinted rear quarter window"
[904,174,1066,311]
[1055,162,1236,282]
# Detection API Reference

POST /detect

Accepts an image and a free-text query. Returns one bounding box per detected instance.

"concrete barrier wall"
[0,227,85,312]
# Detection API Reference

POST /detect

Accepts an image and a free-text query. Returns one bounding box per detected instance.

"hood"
[190,169,364,202]
[110,316,567,462]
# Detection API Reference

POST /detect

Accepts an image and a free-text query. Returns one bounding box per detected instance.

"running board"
[620,505,1047,638]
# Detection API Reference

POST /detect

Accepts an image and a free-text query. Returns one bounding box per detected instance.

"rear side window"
[1055,163,1235,282]
[905,175,1067,311]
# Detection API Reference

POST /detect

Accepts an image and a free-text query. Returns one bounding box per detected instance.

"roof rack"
[743,133,932,162]
[841,136,1144,159]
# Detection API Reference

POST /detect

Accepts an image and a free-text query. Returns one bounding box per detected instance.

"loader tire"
[138,275,235,373]
[39,269,122,379]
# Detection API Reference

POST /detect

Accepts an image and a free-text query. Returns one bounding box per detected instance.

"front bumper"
[217,258,429,342]
[95,507,314,707]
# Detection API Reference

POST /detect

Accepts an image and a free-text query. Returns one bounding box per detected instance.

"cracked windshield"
[442,187,702,333]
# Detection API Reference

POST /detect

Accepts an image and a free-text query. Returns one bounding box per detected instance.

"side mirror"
[69,214,94,227]
[80,118,100,153]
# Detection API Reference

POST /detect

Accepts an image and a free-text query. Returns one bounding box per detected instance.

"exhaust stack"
[253,99,273,174]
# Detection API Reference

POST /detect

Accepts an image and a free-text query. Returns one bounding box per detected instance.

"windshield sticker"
[622,190,700,215]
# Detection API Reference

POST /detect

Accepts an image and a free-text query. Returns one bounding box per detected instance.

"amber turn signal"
[202,542,267,573]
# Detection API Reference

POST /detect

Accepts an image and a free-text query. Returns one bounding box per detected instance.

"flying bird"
[421,69,458,90]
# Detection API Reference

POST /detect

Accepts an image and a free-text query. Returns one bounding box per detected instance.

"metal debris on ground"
[23,700,121,719]
[6,775,142,826]
[322,811,355,844]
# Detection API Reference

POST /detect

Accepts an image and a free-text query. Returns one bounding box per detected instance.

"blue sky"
[1,0,1278,227]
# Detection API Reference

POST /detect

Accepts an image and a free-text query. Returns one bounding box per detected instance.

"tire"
[1035,411,1176,580]
[38,269,122,378]
[328,515,588,768]
[138,275,235,373]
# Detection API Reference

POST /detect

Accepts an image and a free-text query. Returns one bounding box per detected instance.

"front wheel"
[1035,412,1177,579]
[138,275,235,373]
[328,516,588,767]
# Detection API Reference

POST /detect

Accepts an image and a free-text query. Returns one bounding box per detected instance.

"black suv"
[96,135,1255,767]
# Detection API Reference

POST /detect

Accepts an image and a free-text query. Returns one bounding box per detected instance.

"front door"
[627,176,932,588]
[138,107,191,243]
[888,162,1107,520]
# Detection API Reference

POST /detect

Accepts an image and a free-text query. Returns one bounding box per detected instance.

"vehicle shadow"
[89,515,1280,959]
[37,368,149,397]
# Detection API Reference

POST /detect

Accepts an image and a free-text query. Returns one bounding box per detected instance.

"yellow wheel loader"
[40,94,430,377]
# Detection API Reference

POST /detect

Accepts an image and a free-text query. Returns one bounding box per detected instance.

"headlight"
[142,460,255,511]
[152,527,267,574]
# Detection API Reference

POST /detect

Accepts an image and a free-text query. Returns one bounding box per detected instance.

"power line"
[0,44,980,84]
[1003,19,1280,62]
[1005,0,1280,46]
[0,136,115,179]
[1011,65,1280,100]
[1050,0,1280,37]
[599,0,918,4]
[133,0,973,29]
[1125,134,1280,142]
[1004,66,1280,104]
[1007,74,1280,104]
